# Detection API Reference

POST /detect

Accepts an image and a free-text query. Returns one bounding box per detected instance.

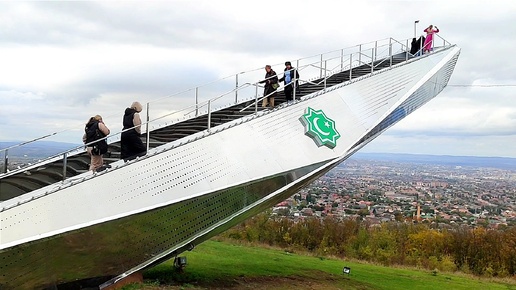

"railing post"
[293,68,297,101]
[207,100,212,132]
[371,49,374,74]
[340,49,344,71]
[349,54,353,80]
[323,60,327,92]
[406,39,409,61]
[235,73,239,104]
[294,59,299,101]
[62,152,67,180]
[389,38,393,67]
[3,149,8,173]
[374,41,377,62]
[146,102,150,152]
[420,37,423,55]
[358,44,362,65]
[320,54,323,79]
[254,84,258,114]
[195,87,199,117]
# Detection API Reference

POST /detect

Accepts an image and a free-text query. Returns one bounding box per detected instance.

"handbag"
[271,83,279,90]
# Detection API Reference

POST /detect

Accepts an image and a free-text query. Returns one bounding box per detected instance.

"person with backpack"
[83,115,110,171]
[121,101,147,161]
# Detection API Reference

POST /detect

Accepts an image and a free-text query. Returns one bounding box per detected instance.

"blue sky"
[1,1,515,157]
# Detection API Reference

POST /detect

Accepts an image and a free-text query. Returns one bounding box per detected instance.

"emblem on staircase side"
[300,107,340,148]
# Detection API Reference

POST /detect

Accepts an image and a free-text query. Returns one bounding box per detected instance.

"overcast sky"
[1,1,515,158]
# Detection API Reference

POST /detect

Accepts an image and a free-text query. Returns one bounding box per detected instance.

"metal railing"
[0,35,454,179]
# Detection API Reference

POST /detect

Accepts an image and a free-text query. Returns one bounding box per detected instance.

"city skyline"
[1,1,515,157]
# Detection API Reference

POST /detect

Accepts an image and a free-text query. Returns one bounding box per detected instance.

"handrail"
[295,37,391,63]
[434,33,451,48]
[238,59,339,113]
[390,37,407,50]
[0,34,455,176]
[237,71,284,113]
[184,82,254,116]
[1,117,155,180]
[0,39,393,152]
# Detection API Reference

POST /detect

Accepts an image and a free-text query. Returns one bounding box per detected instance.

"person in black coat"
[278,61,300,103]
[121,101,147,161]
[410,36,425,56]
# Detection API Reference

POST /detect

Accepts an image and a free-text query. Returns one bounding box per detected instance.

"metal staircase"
[0,56,409,201]
[0,35,461,289]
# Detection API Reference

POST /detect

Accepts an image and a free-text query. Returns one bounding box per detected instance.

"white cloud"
[0,1,515,157]
[391,90,516,136]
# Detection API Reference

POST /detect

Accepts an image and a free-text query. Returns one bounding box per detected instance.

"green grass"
[141,239,516,290]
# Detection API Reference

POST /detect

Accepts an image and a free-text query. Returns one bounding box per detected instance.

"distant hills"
[351,152,516,170]
[0,141,81,160]
[1,141,515,171]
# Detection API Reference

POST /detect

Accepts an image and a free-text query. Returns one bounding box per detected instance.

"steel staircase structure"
[0,36,460,289]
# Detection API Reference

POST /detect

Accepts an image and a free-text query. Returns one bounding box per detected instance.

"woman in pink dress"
[423,25,439,53]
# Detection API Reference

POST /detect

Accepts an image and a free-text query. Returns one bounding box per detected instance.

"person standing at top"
[121,101,147,161]
[259,65,279,109]
[278,61,300,103]
[83,115,110,171]
[423,25,439,54]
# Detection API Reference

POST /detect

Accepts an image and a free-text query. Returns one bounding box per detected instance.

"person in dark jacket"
[259,65,279,108]
[83,115,110,171]
[121,101,147,161]
[410,36,425,56]
[278,61,300,103]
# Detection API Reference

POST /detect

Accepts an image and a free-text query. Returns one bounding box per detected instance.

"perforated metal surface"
[0,46,461,289]
[0,163,325,289]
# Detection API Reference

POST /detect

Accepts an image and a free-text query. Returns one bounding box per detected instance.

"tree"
[357,208,369,217]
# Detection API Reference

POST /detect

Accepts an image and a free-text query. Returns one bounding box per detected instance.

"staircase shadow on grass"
[141,269,375,290]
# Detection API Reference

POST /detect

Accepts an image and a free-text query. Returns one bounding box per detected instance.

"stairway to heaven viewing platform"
[0,35,460,289]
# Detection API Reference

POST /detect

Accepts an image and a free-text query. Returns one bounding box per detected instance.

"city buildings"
[275,158,516,228]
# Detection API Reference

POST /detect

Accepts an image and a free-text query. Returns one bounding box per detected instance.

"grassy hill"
[128,239,516,290]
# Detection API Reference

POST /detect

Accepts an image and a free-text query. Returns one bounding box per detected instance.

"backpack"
[85,122,108,156]
[92,138,108,156]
